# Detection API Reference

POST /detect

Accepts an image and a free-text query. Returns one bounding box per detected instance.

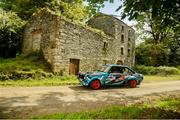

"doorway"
[69,59,80,75]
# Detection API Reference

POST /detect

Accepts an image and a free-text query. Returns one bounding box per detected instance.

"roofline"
[94,12,134,31]
[104,64,128,67]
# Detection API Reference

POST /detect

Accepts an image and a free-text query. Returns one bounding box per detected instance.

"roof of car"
[105,64,127,67]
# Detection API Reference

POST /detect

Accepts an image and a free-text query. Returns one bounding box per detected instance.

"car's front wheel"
[90,80,101,90]
[129,80,137,88]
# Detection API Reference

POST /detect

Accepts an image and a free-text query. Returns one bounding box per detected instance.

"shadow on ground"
[68,85,136,91]
[0,91,115,118]
[0,87,179,119]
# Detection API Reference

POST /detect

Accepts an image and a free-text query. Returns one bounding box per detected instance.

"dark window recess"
[128,30,131,36]
[61,48,65,53]
[121,26,124,32]
[128,38,131,41]
[121,35,124,43]
[103,60,107,65]
[128,43,131,47]
[121,47,124,55]
[79,39,82,45]
[128,49,130,57]
[103,42,108,50]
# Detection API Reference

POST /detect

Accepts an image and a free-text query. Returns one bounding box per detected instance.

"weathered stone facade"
[23,9,135,75]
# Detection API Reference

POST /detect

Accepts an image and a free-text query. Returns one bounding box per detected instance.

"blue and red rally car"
[78,64,143,90]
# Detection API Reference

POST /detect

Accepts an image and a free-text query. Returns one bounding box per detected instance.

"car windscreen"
[100,65,109,72]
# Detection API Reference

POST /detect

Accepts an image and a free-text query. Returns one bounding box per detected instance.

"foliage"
[86,0,112,17]
[49,0,90,21]
[163,34,180,66]
[115,0,179,66]
[0,76,78,86]
[33,98,180,119]
[135,43,170,66]
[0,54,79,86]
[0,0,91,21]
[120,0,179,42]
[177,66,180,70]
[143,75,180,83]
[136,40,180,66]
[0,54,52,80]
[0,10,25,58]
[0,0,93,58]
[133,65,180,75]
[0,0,51,20]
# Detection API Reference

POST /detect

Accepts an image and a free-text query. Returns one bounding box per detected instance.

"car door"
[105,66,125,85]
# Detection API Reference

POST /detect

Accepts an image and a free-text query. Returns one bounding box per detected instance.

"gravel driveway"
[0,81,180,118]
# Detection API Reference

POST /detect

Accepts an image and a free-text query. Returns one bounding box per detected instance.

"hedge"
[133,65,180,75]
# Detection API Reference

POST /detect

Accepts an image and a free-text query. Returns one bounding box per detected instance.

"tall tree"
[0,0,90,21]
[0,10,25,58]
[119,0,180,43]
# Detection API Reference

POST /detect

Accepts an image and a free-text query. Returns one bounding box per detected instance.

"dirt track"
[0,81,180,118]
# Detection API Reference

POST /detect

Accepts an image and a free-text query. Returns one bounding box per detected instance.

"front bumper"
[79,78,89,86]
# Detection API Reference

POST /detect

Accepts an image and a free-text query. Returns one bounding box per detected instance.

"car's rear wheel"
[90,80,101,90]
[129,80,137,88]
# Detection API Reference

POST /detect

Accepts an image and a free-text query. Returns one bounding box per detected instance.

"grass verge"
[144,75,180,83]
[32,98,180,119]
[0,75,179,87]
[0,54,53,80]
[0,76,78,87]
[0,55,179,86]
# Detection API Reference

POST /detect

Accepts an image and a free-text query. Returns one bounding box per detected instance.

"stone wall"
[54,19,116,74]
[87,15,116,36]
[22,10,60,68]
[88,14,135,67]
[23,9,135,75]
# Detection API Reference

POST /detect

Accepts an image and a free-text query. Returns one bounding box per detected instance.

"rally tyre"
[90,80,101,90]
[129,80,137,88]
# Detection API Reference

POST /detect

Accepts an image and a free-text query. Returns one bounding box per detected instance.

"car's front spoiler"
[79,78,89,86]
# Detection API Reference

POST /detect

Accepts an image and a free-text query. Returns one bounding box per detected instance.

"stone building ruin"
[22,9,135,75]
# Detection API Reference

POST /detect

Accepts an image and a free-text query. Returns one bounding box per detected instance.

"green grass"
[0,54,79,86]
[0,54,53,80]
[143,75,180,83]
[146,98,180,111]
[0,54,51,73]
[0,75,179,87]
[0,76,78,87]
[0,55,179,86]
[33,98,180,119]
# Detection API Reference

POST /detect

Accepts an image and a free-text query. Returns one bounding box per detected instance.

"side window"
[123,67,135,75]
[109,66,124,73]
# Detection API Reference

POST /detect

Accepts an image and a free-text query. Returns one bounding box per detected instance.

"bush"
[177,66,180,70]
[0,54,53,81]
[133,65,180,75]
[135,43,170,66]
[157,66,180,75]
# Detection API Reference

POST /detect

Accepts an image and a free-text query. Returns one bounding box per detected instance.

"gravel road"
[0,81,180,118]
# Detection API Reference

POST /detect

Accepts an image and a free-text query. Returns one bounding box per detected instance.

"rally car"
[78,64,143,89]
